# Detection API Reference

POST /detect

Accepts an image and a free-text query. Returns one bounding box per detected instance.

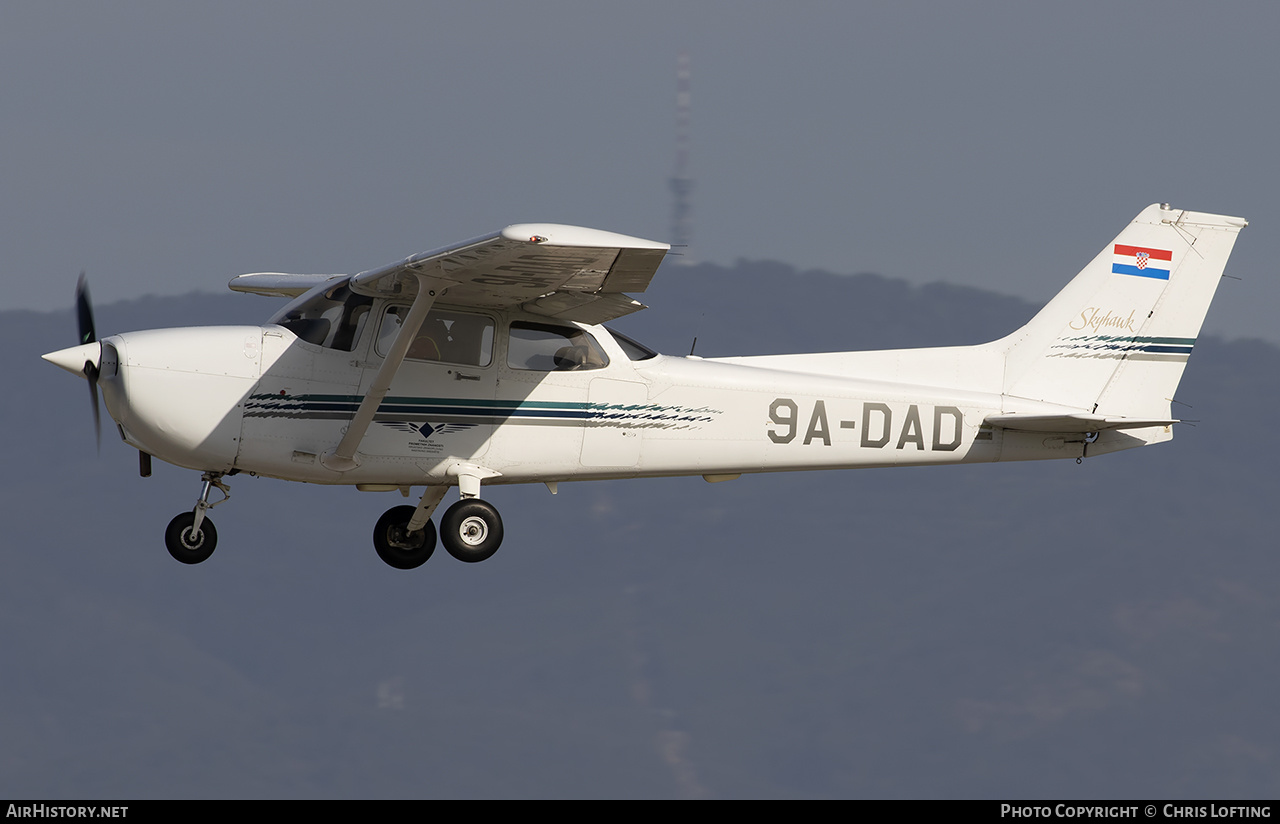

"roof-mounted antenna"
[688,311,705,356]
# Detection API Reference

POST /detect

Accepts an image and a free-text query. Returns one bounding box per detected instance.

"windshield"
[269,278,373,351]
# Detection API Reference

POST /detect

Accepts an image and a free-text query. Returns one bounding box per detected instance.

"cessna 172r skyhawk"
[43,203,1246,569]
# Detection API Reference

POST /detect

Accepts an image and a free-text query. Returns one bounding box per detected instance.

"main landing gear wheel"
[165,511,218,564]
[439,499,504,563]
[373,505,437,570]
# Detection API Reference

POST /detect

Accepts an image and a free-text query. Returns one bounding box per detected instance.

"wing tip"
[228,273,346,298]
[500,223,669,251]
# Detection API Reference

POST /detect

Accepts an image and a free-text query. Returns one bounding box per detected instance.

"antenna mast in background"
[669,53,694,264]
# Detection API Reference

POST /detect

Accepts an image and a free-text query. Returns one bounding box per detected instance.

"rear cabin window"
[606,328,659,361]
[507,322,609,371]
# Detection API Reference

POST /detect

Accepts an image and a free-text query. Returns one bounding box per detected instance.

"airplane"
[42,203,1247,569]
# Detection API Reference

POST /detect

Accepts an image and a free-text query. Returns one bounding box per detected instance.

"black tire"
[165,511,217,565]
[373,505,436,570]
[439,499,503,563]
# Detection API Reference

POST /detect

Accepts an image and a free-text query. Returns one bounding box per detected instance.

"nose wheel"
[165,511,218,564]
[164,472,230,564]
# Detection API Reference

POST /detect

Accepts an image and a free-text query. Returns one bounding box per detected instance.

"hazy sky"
[5,2,1276,341]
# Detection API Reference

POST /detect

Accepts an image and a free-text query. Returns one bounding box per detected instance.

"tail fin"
[997,203,1247,421]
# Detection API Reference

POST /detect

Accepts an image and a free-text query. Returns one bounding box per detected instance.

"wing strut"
[322,274,445,471]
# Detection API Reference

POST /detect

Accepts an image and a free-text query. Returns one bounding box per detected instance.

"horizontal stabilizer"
[984,413,1177,433]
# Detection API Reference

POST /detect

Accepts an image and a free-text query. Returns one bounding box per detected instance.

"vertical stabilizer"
[998,204,1247,420]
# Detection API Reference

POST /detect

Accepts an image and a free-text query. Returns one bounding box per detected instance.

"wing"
[347,223,669,324]
[228,272,347,298]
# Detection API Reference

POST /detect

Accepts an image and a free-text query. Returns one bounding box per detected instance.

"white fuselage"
[94,303,1090,491]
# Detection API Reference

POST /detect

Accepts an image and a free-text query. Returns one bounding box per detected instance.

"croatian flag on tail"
[1113,244,1173,280]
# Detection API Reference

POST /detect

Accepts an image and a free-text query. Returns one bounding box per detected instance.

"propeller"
[75,272,102,449]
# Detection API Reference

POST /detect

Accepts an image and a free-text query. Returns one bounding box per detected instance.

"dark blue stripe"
[1112,263,1170,280]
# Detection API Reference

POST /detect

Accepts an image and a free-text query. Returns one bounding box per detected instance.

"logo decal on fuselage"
[379,421,477,440]
[376,421,478,456]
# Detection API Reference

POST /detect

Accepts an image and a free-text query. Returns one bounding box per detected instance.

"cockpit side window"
[376,307,494,367]
[507,322,609,371]
[270,280,373,352]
